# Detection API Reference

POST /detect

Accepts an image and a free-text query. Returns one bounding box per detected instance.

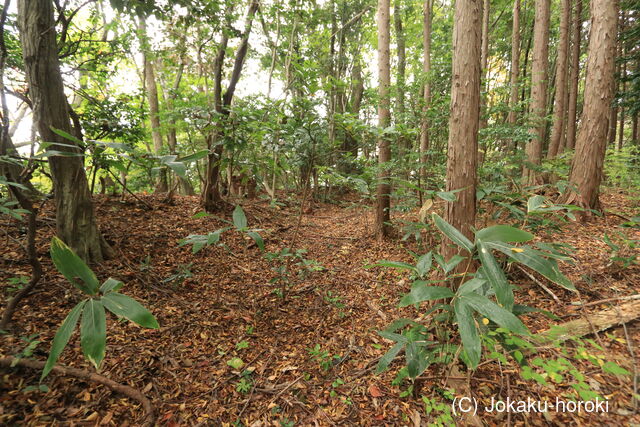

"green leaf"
[373,260,417,272]
[461,293,528,335]
[399,285,454,307]
[99,278,123,294]
[415,252,433,277]
[101,292,159,329]
[41,300,86,380]
[457,278,487,295]
[454,299,481,369]
[247,231,265,251]
[50,237,100,295]
[227,357,244,370]
[164,161,187,179]
[177,150,209,163]
[80,300,106,370]
[50,127,83,145]
[486,241,576,291]
[432,214,474,253]
[376,342,404,373]
[477,243,513,309]
[435,191,457,202]
[232,205,247,229]
[602,361,631,376]
[476,225,534,243]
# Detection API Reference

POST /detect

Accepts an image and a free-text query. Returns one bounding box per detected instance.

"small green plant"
[602,232,639,268]
[7,275,29,293]
[180,205,264,254]
[42,237,159,380]
[236,340,249,350]
[161,263,193,288]
[235,369,253,394]
[422,395,455,427]
[236,377,252,394]
[308,344,340,371]
[375,213,576,377]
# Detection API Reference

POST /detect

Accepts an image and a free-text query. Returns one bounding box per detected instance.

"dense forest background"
[1,0,640,425]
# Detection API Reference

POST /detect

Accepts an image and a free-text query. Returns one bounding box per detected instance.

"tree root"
[0,356,156,426]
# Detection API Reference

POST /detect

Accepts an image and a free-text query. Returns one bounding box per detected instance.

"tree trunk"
[202,0,258,212]
[562,0,618,212]
[507,0,521,150]
[478,0,490,136]
[394,0,407,170]
[633,112,639,146]
[419,0,432,191]
[375,0,391,239]
[522,0,550,185]
[547,0,570,159]
[442,0,482,270]
[17,0,110,262]
[138,17,168,193]
[565,0,583,150]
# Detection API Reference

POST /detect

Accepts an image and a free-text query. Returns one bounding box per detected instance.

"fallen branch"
[0,356,155,426]
[515,264,560,304]
[536,299,640,343]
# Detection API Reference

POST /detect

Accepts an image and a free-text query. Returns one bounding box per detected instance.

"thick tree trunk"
[375,0,391,239]
[17,0,109,262]
[562,0,618,212]
[565,0,583,150]
[522,0,550,185]
[442,0,482,269]
[419,0,432,191]
[138,18,168,193]
[547,0,570,159]
[507,0,521,150]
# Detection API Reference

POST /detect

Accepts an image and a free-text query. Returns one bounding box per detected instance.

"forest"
[1,0,639,425]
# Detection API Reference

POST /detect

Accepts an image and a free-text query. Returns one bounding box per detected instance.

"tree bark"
[375,0,391,239]
[17,0,110,262]
[393,0,407,172]
[442,0,482,269]
[562,0,618,212]
[522,0,550,185]
[565,0,583,150]
[419,0,432,192]
[202,0,258,212]
[138,17,168,193]
[547,0,571,159]
[478,0,490,136]
[507,0,521,150]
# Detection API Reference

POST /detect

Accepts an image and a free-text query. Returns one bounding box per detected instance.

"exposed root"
[0,356,156,426]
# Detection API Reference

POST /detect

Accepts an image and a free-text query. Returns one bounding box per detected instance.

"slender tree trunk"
[394,0,407,172]
[419,0,432,191]
[138,18,168,193]
[523,0,550,185]
[565,0,583,150]
[507,0,521,150]
[18,0,110,262]
[442,0,482,270]
[547,0,571,159]
[562,0,618,212]
[479,0,490,136]
[202,0,258,212]
[608,27,622,146]
[375,0,391,239]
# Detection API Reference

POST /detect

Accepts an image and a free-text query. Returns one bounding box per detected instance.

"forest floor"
[1,189,640,426]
